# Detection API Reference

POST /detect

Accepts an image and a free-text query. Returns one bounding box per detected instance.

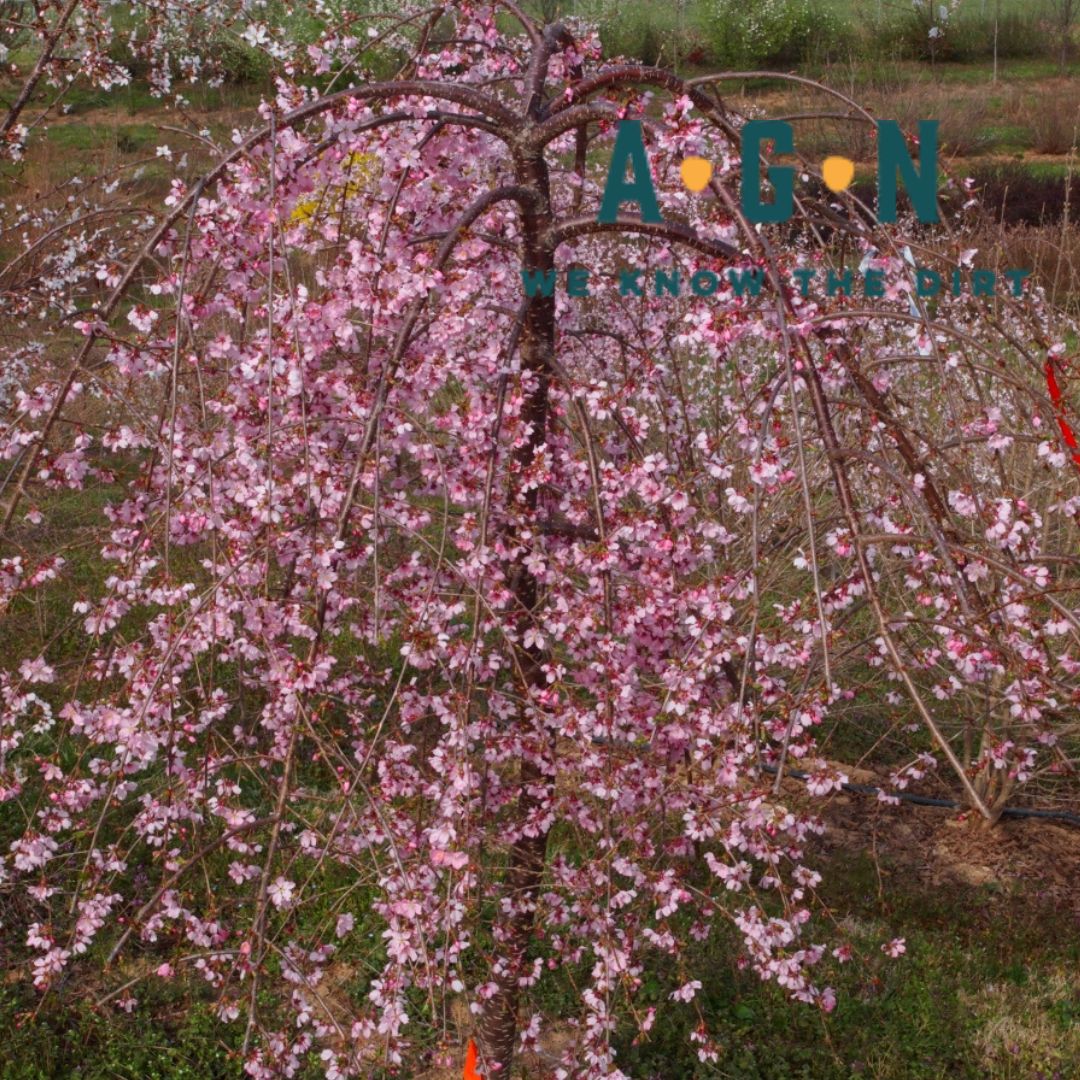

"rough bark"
[476,142,557,1074]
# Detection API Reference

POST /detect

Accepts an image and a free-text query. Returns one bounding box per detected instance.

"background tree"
[1048,0,1079,72]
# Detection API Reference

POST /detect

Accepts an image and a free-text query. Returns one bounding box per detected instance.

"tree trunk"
[477,762,552,1071]
[477,150,556,1076]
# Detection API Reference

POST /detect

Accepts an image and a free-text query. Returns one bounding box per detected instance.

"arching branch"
[548,215,739,260]
[435,185,541,265]
[523,20,578,119]
[1,86,514,530]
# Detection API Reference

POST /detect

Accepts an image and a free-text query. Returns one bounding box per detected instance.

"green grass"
[115,123,161,154]
[977,123,1033,156]
[3,841,1074,1079]
[43,122,159,154]
[805,57,1080,87]
[606,850,1080,1079]
[59,82,162,117]
[44,123,105,152]
[1014,160,1075,181]
[0,991,243,1080]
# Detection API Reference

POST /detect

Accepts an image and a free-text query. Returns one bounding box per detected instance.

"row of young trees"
[1,2,1078,1075]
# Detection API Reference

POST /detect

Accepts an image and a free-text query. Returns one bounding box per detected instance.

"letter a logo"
[597,120,663,224]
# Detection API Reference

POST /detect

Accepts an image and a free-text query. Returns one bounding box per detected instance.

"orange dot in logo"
[680,156,713,193]
[822,155,855,193]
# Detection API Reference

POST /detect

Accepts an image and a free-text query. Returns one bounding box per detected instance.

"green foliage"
[949,10,1047,62]
[587,1,690,66]
[704,0,851,69]
[883,7,1046,64]
[210,36,277,86]
[578,0,1051,71]
[585,0,850,69]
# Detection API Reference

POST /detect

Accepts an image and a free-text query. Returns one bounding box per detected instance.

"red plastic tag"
[1045,357,1080,463]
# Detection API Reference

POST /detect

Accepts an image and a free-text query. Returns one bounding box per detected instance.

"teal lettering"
[567,267,590,297]
[654,269,680,296]
[1004,268,1031,296]
[916,268,941,297]
[971,269,995,297]
[792,269,815,297]
[727,268,764,297]
[741,120,794,224]
[827,269,854,296]
[598,120,663,224]
[877,120,938,224]
[521,268,557,297]
[691,270,719,296]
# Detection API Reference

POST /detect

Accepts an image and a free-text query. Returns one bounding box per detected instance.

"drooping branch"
[1,86,515,530]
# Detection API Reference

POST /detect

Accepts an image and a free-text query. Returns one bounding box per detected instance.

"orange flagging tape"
[1045,357,1080,466]
[464,1038,483,1080]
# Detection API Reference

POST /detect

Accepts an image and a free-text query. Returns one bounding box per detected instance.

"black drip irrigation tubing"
[759,763,1080,826]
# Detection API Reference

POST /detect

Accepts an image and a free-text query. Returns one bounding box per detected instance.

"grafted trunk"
[477,760,552,1070]
[477,149,557,1074]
